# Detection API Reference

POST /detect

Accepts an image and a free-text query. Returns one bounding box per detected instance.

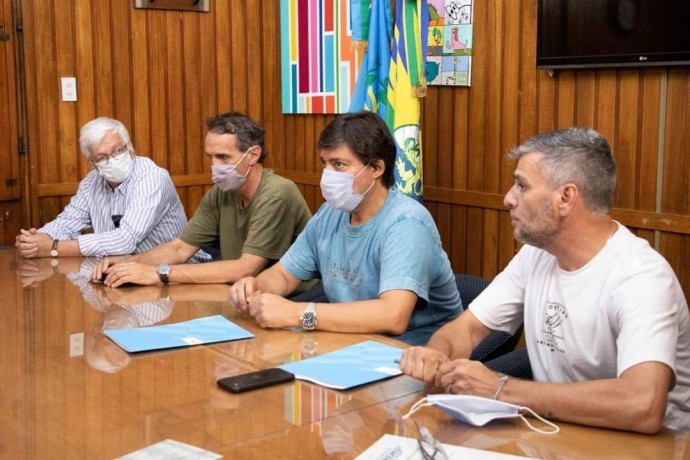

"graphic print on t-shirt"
[537,301,568,354]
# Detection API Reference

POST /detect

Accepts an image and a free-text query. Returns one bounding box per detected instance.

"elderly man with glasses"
[15,117,192,260]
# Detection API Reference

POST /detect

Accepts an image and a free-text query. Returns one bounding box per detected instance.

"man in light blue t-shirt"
[228,111,462,344]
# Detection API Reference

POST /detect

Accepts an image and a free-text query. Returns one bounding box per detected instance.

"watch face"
[50,249,59,257]
[302,311,317,330]
[157,264,171,283]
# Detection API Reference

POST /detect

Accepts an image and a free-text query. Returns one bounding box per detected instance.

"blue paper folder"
[278,340,403,390]
[104,315,254,353]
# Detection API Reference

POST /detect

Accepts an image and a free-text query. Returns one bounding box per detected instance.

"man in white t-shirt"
[401,128,690,433]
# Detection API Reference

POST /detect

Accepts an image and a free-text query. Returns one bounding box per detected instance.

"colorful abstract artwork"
[280,0,360,114]
[426,0,474,86]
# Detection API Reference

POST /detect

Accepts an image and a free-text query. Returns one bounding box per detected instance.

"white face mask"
[97,151,134,184]
[211,147,252,192]
[403,394,559,435]
[320,164,374,213]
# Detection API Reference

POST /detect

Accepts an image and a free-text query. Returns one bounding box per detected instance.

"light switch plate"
[69,332,84,357]
[61,77,77,102]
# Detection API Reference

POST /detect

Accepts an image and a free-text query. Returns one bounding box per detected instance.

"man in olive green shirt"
[92,112,311,286]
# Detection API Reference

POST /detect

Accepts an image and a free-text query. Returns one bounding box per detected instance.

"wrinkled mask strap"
[519,407,560,434]
[402,397,432,419]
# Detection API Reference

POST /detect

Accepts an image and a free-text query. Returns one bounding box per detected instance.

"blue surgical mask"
[320,164,374,213]
[211,147,253,192]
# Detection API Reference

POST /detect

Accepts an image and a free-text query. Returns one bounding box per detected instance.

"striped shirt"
[40,156,187,257]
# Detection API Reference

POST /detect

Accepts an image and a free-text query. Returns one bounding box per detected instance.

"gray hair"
[510,128,616,212]
[78,117,131,158]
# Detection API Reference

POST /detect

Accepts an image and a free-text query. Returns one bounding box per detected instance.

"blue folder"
[104,315,254,353]
[278,340,403,390]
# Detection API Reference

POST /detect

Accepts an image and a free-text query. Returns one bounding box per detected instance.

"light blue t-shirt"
[281,188,462,344]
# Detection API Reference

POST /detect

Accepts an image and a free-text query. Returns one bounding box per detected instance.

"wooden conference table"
[3,249,689,459]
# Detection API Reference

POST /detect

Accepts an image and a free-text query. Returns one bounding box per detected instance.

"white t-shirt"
[470,223,690,432]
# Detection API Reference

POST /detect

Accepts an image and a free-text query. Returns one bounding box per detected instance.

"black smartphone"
[217,368,295,393]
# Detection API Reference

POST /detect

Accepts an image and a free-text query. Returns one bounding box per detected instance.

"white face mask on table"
[403,394,559,435]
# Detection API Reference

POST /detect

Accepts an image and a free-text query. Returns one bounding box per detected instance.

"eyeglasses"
[416,423,449,460]
[91,143,129,167]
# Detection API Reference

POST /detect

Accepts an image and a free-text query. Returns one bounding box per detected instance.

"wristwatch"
[50,239,59,258]
[157,264,171,284]
[300,302,317,330]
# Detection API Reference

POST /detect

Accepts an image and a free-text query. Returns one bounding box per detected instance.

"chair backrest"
[456,273,525,366]
[454,274,490,310]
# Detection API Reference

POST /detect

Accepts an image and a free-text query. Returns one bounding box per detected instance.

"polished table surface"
[3,249,689,459]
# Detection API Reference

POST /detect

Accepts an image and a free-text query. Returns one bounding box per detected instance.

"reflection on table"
[4,249,689,459]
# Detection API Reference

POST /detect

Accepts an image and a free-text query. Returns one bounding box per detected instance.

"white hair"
[78,117,131,157]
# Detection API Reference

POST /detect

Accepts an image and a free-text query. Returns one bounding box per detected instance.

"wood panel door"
[0,0,22,245]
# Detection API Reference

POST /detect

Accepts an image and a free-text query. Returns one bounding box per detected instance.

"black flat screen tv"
[537,0,690,69]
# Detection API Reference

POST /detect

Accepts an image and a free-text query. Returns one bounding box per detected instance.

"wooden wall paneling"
[500,0,520,190]
[0,0,19,203]
[490,0,523,277]
[498,212,516,272]
[517,0,538,144]
[214,0,232,112]
[148,12,169,169]
[246,0,262,122]
[555,71,575,128]
[31,2,58,187]
[0,201,21,245]
[481,210,499,277]
[436,87,454,189]
[680,239,690,304]
[481,0,501,194]
[636,71,662,213]
[166,13,186,177]
[299,116,313,173]
[18,1,44,223]
[449,206,467,273]
[663,70,690,216]
[278,115,293,171]
[535,69,556,133]
[55,1,78,185]
[182,14,203,177]
[184,185,205,220]
[464,207,483,275]
[261,0,279,171]
[198,6,217,128]
[615,71,642,210]
[292,116,307,173]
[112,1,133,126]
[229,0,248,113]
[74,1,96,181]
[131,9,152,160]
[434,202,452,266]
[594,71,617,146]
[465,0,486,193]
[575,70,596,127]
[450,90,469,191]
[422,94,437,187]
[661,69,690,287]
[93,1,113,115]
